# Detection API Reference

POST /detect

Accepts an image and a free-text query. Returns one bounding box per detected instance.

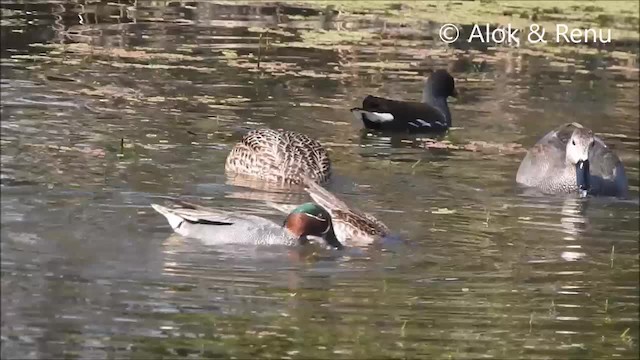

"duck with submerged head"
[151,200,343,249]
[516,122,629,198]
[350,69,458,133]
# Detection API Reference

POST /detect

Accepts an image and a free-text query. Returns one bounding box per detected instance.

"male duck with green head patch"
[270,177,399,247]
[151,200,343,249]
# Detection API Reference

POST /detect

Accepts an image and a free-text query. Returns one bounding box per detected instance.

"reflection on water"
[1,1,639,359]
[558,197,589,262]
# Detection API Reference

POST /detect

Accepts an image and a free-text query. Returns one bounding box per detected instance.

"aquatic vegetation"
[29,42,205,62]
[247,26,296,37]
[293,1,639,41]
[414,138,526,154]
[299,29,377,45]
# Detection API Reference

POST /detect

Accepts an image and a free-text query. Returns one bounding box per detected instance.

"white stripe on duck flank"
[354,110,394,123]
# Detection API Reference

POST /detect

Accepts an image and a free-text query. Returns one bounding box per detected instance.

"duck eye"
[571,140,576,146]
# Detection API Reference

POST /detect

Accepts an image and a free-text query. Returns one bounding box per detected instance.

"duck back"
[225,128,331,184]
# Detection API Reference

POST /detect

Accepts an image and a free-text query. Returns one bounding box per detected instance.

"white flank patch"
[352,109,395,123]
[369,112,394,122]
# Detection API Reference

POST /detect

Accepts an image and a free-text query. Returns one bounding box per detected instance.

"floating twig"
[610,245,615,268]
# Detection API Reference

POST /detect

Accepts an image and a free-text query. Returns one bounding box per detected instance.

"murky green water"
[1,1,639,359]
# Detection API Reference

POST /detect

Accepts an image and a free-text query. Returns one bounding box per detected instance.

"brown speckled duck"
[225,128,331,185]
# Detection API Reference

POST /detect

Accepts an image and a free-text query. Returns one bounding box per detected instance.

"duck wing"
[151,199,249,230]
[588,136,629,197]
[516,123,576,187]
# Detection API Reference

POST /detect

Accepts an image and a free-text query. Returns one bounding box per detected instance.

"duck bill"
[575,159,590,198]
[451,88,458,98]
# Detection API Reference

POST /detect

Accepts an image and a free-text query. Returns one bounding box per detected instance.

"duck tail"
[151,203,185,231]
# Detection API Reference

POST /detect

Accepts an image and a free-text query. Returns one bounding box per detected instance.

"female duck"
[225,128,331,185]
[516,122,628,197]
[302,177,394,246]
[350,69,457,133]
[151,200,343,248]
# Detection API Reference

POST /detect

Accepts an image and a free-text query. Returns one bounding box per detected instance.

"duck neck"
[422,91,452,126]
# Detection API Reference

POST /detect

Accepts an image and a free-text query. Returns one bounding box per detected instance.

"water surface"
[1,2,639,359]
